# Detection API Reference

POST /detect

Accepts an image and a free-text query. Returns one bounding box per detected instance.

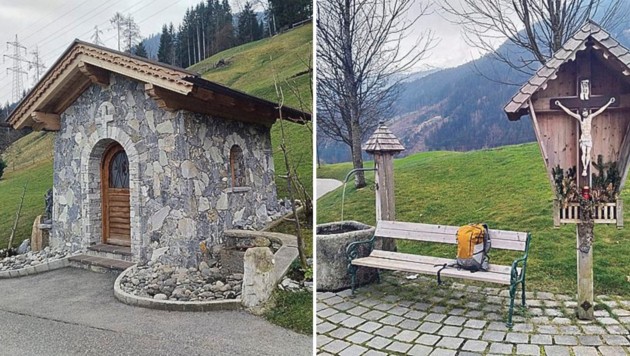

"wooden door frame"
[101,142,127,245]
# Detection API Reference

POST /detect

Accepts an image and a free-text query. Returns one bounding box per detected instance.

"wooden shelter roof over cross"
[504,21,630,227]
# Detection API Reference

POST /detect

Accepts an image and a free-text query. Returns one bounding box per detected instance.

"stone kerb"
[113,265,242,311]
[0,257,70,279]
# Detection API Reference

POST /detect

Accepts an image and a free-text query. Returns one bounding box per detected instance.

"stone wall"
[52,74,278,266]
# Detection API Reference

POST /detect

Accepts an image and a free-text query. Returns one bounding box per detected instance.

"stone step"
[68,254,134,274]
[86,244,133,262]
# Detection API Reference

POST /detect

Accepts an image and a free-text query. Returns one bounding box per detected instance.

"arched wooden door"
[101,143,131,246]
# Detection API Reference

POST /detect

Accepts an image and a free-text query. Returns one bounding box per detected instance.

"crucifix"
[551,79,618,177]
[506,24,630,323]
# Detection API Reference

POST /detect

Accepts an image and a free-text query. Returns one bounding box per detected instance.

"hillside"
[0,132,54,248]
[0,24,312,248]
[191,23,313,198]
[318,18,630,164]
[317,143,630,297]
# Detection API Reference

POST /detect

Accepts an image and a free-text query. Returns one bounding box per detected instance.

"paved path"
[317,272,630,356]
[0,268,311,356]
[317,179,343,199]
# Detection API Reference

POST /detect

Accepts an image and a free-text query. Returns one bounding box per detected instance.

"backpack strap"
[435,263,448,285]
[482,223,491,265]
[434,263,458,285]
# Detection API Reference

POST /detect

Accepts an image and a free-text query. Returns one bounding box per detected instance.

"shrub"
[0,158,6,180]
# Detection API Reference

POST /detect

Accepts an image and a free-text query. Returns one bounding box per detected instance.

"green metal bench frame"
[346,231,532,327]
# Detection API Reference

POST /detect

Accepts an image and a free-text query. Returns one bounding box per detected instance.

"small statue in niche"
[43,188,53,224]
[580,79,590,100]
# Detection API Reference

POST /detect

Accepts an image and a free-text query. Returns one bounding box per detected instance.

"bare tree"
[110,12,126,51]
[442,0,627,75]
[110,12,141,53]
[317,0,434,188]
[123,15,142,53]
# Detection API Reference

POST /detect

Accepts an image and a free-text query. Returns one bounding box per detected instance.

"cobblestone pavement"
[317,272,630,355]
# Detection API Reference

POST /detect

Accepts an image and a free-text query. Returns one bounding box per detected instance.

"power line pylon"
[28,46,46,83]
[91,25,104,46]
[3,34,28,102]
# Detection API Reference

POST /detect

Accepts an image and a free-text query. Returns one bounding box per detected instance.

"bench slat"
[352,256,512,285]
[375,221,527,251]
[369,250,519,275]
[378,221,528,241]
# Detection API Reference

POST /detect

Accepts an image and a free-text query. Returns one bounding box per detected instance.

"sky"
[0,0,496,105]
[0,0,259,105]
[400,1,507,72]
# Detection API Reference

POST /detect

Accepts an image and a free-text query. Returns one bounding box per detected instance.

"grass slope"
[191,23,313,199]
[0,132,54,248]
[318,143,630,297]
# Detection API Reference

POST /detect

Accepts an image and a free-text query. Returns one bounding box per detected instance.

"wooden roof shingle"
[363,122,405,153]
[504,21,630,121]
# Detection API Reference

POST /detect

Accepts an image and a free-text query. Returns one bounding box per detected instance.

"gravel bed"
[120,261,243,302]
[0,247,73,271]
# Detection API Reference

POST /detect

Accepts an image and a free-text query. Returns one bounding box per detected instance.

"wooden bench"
[346,220,532,327]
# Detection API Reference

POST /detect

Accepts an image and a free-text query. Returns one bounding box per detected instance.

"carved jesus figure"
[555,97,616,176]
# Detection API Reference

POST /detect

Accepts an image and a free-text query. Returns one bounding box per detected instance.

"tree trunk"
[351,118,366,188]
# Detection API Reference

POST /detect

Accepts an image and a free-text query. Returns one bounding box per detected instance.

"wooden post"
[553,199,561,227]
[363,122,405,252]
[617,197,624,229]
[577,226,594,319]
[374,153,395,222]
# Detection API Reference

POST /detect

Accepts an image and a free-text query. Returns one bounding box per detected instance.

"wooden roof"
[6,40,310,131]
[363,122,405,153]
[504,21,630,121]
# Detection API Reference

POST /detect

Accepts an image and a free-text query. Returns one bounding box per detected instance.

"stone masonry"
[317,272,630,356]
[52,73,278,266]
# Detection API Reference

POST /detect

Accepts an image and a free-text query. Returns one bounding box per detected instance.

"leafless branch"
[441,0,628,76]
[317,0,434,187]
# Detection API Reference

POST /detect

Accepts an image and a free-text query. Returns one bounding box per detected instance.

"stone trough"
[316,221,377,291]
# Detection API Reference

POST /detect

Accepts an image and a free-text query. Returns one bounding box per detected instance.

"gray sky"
[0,0,258,105]
[401,1,506,72]
[0,0,497,105]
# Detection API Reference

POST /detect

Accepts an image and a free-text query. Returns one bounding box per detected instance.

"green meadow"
[317,143,630,297]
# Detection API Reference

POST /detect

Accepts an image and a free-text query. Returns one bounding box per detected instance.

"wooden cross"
[550,77,619,320]
[550,78,618,177]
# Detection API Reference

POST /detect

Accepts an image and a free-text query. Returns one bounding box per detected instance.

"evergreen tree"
[268,0,311,32]
[214,0,234,52]
[134,42,148,58]
[237,2,260,44]
[157,24,174,64]
[168,23,177,65]
[154,0,238,68]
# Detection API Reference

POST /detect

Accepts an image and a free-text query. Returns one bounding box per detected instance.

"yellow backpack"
[456,223,491,271]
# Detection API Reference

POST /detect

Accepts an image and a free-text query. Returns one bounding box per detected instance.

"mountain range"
[318,19,630,164]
